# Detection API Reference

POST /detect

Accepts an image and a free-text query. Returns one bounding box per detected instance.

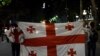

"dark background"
[0,0,100,22]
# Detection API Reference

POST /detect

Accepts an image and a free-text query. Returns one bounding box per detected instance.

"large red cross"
[23,23,85,56]
[68,48,76,56]
[27,26,35,33]
[29,51,36,56]
[65,23,74,31]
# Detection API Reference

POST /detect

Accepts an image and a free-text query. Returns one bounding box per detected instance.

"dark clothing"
[89,29,98,43]
[10,28,23,56]
[87,42,96,56]
[11,29,23,43]
[12,43,20,56]
[87,29,98,56]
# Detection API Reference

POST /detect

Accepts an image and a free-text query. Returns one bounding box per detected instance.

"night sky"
[1,0,100,22]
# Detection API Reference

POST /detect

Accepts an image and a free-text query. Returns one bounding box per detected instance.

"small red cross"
[23,23,85,56]
[29,51,36,56]
[27,26,35,33]
[65,23,74,31]
[68,48,76,56]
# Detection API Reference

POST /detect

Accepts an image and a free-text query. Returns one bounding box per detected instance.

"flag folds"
[18,21,86,56]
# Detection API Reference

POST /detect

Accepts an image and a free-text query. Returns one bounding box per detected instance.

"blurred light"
[83,10,87,15]
[89,12,92,14]
[4,28,7,33]
[55,28,58,30]
[9,20,12,24]
[65,8,68,10]
[2,2,5,5]
[96,7,98,10]
[36,31,39,34]
[99,23,100,25]
[49,15,58,23]
[40,20,46,24]
[42,2,45,9]
[76,15,79,18]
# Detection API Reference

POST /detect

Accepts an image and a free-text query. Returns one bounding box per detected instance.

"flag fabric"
[5,27,24,43]
[18,21,86,56]
[5,27,15,42]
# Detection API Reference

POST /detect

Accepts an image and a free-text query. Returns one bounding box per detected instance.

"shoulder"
[92,29,98,33]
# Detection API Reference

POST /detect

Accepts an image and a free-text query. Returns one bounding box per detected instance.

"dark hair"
[13,23,18,27]
[90,21,95,28]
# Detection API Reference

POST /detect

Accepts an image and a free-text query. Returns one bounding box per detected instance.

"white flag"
[18,21,86,56]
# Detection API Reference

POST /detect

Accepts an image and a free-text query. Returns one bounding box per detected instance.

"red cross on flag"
[29,51,36,56]
[65,22,74,31]
[68,48,76,56]
[18,21,86,56]
[27,26,35,34]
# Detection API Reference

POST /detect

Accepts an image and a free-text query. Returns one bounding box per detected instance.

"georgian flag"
[18,21,85,56]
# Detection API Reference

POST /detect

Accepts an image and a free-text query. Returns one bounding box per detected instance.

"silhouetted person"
[5,23,24,56]
[87,21,98,56]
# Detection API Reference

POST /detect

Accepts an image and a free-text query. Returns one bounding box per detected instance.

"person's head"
[89,21,95,29]
[12,23,18,29]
